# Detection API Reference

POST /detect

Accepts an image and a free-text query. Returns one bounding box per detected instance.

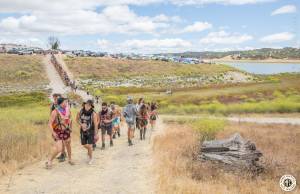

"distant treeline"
[167,47,300,60]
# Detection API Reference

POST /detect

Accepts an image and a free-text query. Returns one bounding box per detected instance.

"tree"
[48,36,60,50]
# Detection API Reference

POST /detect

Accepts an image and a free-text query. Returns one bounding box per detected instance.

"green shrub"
[192,118,226,142]
[15,70,31,78]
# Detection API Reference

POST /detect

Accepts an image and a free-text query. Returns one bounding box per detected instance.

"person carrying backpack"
[149,102,158,130]
[99,102,114,149]
[138,104,149,140]
[46,97,74,169]
[123,96,138,146]
[50,93,67,163]
[111,104,121,139]
[76,100,98,165]
[135,98,144,131]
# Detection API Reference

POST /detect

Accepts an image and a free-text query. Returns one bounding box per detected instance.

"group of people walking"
[50,54,77,91]
[46,94,158,169]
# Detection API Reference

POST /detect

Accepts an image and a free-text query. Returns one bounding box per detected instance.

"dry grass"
[64,56,234,80]
[0,104,50,176]
[0,92,81,177]
[0,54,47,87]
[153,121,300,194]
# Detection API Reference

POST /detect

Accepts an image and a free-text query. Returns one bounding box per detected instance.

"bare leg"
[46,140,62,168]
[101,130,105,149]
[49,140,63,161]
[143,127,147,140]
[64,139,74,165]
[83,144,93,164]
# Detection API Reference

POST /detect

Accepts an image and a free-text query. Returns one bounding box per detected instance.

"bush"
[15,70,31,79]
[192,118,226,142]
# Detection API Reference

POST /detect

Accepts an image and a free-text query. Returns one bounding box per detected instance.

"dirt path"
[44,54,91,101]
[54,54,92,101]
[0,54,158,194]
[43,54,70,96]
[0,120,164,194]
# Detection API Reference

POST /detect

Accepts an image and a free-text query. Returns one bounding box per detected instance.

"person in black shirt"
[76,100,98,165]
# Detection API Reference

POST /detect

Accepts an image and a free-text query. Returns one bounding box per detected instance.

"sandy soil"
[0,120,164,194]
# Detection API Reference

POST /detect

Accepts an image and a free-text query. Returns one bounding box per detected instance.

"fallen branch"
[199,133,263,173]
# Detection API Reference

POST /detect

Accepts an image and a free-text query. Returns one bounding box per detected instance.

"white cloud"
[260,32,295,43]
[97,38,192,53]
[181,22,212,33]
[199,31,253,44]
[168,0,274,6]
[0,36,44,47]
[0,5,175,36]
[97,39,110,49]
[0,0,276,13]
[271,5,297,16]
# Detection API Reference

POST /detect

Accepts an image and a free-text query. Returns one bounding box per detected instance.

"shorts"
[101,124,112,136]
[53,129,71,141]
[126,122,136,130]
[140,119,148,128]
[80,131,94,145]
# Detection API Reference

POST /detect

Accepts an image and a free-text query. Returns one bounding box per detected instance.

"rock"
[200,133,263,173]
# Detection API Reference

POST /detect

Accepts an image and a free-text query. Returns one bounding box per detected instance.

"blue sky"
[0,0,299,53]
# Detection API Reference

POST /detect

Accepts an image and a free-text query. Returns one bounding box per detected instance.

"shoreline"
[209,59,300,64]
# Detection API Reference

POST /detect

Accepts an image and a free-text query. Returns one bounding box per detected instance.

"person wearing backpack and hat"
[76,100,98,165]
[46,97,74,169]
[123,96,138,146]
[50,93,67,162]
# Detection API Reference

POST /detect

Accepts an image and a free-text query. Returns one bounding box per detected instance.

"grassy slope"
[65,56,235,80]
[0,54,48,87]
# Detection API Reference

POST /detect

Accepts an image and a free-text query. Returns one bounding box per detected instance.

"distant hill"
[167,47,300,60]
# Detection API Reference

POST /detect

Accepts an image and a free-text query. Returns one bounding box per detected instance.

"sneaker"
[88,158,93,165]
[110,140,113,147]
[56,153,64,160]
[128,139,133,146]
[101,143,105,150]
[58,153,66,162]
[45,161,52,169]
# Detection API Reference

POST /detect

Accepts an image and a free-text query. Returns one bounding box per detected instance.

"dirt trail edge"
[0,119,165,194]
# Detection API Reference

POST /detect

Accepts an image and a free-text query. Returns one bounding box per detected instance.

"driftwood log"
[200,133,263,172]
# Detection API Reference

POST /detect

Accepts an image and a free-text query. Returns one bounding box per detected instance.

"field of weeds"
[65,56,235,80]
[0,92,80,176]
[153,118,300,194]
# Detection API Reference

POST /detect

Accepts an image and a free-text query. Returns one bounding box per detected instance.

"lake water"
[223,62,300,75]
